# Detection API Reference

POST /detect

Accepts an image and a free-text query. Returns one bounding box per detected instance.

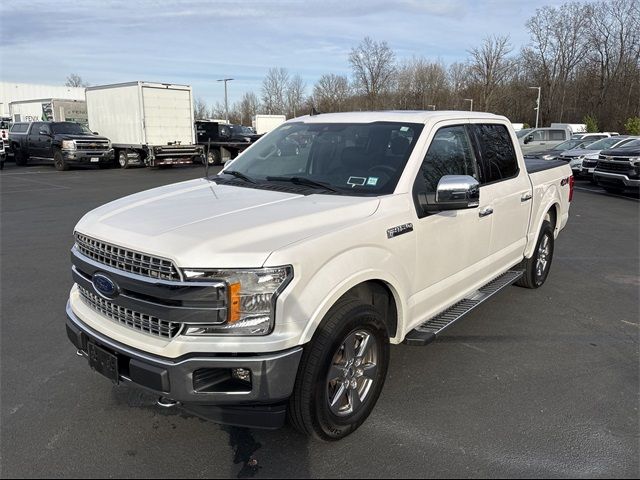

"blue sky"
[1,0,567,107]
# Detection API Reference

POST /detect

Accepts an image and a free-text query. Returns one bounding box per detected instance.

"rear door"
[470,122,532,272]
[141,86,194,146]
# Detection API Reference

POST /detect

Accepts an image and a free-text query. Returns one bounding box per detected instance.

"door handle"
[479,207,493,217]
[521,192,533,202]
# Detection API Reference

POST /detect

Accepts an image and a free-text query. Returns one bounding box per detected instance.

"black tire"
[207,148,222,166]
[288,298,390,441]
[15,150,28,166]
[603,186,624,194]
[53,150,69,171]
[516,220,554,289]
[117,151,130,169]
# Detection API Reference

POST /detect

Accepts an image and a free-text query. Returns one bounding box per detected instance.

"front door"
[410,122,492,326]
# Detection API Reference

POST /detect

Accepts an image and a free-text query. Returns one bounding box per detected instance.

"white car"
[66,111,573,440]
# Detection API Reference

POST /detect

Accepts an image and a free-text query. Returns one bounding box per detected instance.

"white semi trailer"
[9,98,88,124]
[85,82,203,168]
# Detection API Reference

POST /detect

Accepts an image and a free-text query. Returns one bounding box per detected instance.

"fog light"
[232,368,251,383]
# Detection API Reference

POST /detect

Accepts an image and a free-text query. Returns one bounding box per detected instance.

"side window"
[472,124,519,184]
[531,129,546,141]
[549,129,566,141]
[418,125,478,195]
[40,124,51,134]
[30,122,42,135]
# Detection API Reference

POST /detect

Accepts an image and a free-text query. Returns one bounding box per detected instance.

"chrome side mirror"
[435,175,480,210]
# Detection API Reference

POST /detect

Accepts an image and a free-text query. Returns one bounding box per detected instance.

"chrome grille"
[78,285,181,339]
[582,159,598,168]
[75,139,110,151]
[75,233,181,281]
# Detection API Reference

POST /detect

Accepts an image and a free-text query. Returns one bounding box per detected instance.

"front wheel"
[53,150,69,171]
[207,148,222,166]
[288,298,390,441]
[516,220,554,289]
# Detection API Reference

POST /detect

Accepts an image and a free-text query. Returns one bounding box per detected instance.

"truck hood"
[58,134,110,142]
[75,178,380,268]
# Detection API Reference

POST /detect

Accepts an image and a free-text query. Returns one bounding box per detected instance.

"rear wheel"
[118,151,130,169]
[15,150,28,166]
[207,148,221,166]
[53,150,69,171]
[288,298,390,441]
[516,220,554,289]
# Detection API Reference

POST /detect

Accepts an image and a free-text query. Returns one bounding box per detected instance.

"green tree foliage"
[583,115,599,133]
[624,117,640,135]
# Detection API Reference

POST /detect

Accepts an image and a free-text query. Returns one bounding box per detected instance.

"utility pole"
[464,98,473,111]
[217,78,234,123]
[529,86,541,128]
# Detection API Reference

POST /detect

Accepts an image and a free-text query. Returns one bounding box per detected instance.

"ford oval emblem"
[92,273,119,299]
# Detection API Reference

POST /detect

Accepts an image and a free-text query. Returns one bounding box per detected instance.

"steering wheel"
[368,165,396,177]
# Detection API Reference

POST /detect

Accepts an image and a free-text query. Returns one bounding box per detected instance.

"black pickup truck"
[195,121,261,165]
[593,138,640,193]
[9,121,114,171]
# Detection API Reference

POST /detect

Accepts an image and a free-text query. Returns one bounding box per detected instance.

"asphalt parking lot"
[1,162,638,478]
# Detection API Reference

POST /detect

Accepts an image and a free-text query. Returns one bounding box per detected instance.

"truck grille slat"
[78,286,181,339]
[75,233,181,281]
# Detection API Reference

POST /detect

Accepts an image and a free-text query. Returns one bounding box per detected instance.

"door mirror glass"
[524,135,533,144]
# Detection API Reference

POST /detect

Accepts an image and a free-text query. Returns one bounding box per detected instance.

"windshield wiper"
[265,176,339,193]
[219,170,257,184]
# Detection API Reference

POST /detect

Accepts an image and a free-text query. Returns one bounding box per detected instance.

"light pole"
[464,98,473,111]
[529,86,541,128]
[217,78,234,123]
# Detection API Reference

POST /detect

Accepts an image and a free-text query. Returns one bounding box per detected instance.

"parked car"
[9,121,113,171]
[523,137,597,161]
[571,132,612,140]
[1,116,11,150]
[560,136,638,177]
[65,111,573,440]
[593,139,640,193]
[518,127,571,154]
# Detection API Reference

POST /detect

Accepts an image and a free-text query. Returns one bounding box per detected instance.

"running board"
[404,270,524,346]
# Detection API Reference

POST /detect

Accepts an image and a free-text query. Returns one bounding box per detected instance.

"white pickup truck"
[66,111,573,440]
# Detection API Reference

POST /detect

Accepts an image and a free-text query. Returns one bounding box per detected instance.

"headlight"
[629,157,640,166]
[541,154,554,160]
[182,266,293,336]
[61,140,76,150]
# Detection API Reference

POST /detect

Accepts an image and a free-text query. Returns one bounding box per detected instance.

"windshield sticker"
[367,177,379,186]
[347,176,367,187]
[400,126,409,132]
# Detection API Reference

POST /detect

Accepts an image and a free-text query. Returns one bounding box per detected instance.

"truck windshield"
[50,122,93,135]
[586,137,632,150]
[221,121,424,196]
[552,139,590,151]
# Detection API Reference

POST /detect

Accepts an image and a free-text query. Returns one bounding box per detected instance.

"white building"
[0,82,85,117]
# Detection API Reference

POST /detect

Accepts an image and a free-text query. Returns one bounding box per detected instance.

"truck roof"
[292,110,508,125]
[86,81,192,91]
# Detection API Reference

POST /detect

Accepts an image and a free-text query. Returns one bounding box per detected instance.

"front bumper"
[62,149,115,165]
[66,302,303,428]
[593,171,640,188]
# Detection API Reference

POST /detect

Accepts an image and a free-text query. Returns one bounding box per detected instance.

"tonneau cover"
[525,158,567,174]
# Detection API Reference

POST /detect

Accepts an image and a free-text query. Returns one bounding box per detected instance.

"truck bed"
[525,158,567,174]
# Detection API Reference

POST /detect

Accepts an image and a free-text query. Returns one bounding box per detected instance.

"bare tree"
[286,74,306,118]
[193,97,208,120]
[348,37,396,109]
[65,73,89,87]
[524,3,591,122]
[209,101,227,121]
[239,92,260,125]
[261,67,290,115]
[313,74,351,112]
[468,35,513,111]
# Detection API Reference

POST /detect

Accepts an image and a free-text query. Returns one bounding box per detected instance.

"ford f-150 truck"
[65,111,573,440]
[9,121,113,170]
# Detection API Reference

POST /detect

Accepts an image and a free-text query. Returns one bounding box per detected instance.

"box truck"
[9,98,88,124]
[86,82,203,168]
[252,114,286,135]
